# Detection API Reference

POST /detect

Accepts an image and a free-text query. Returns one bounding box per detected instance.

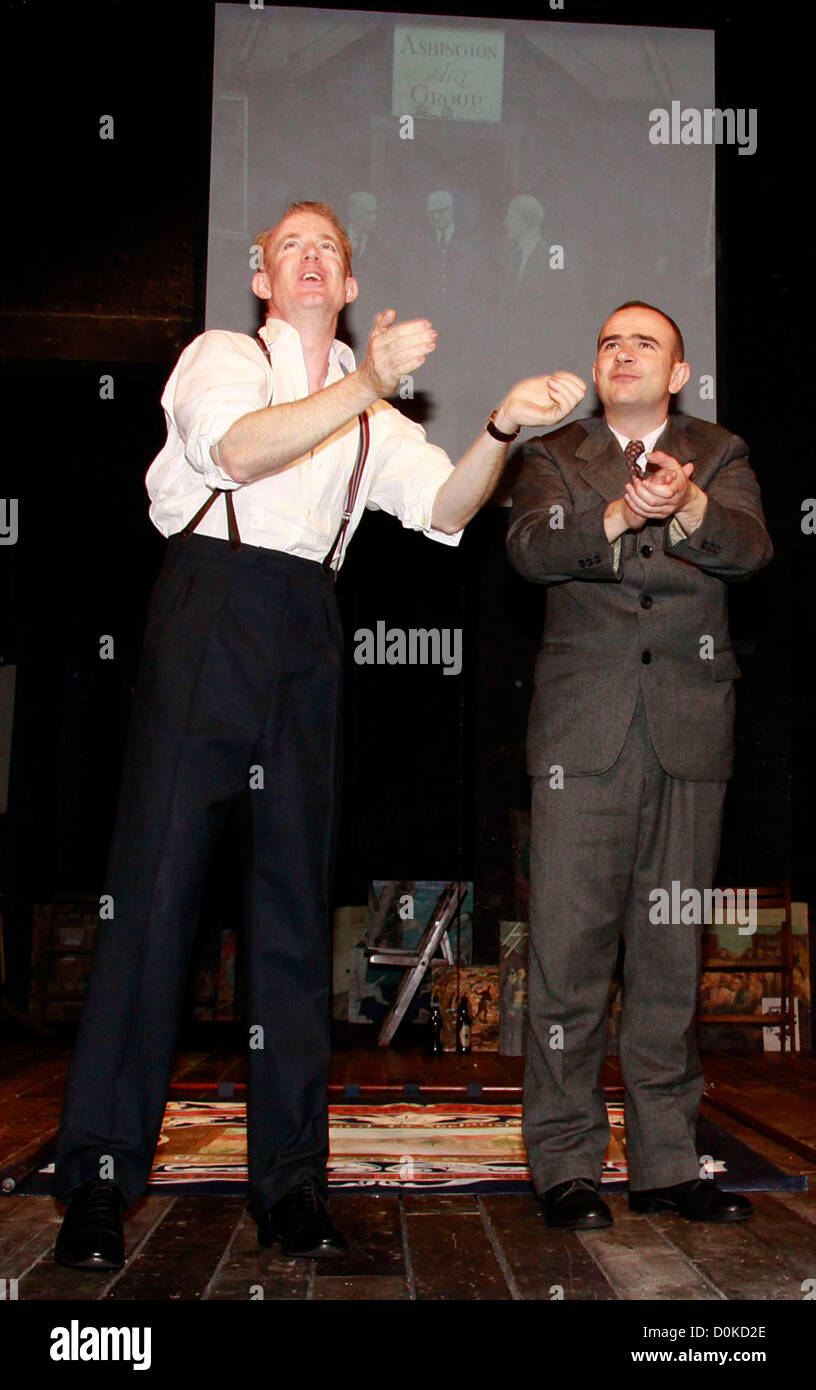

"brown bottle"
[430,999,444,1056]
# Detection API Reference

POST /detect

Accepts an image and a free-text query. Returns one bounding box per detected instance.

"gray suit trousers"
[523,695,726,1194]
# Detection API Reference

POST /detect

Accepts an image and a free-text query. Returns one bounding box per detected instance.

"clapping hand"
[498,371,587,431]
[624,451,695,520]
[359,308,437,399]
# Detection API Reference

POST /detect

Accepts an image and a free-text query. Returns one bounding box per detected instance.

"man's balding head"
[504,195,544,241]
[598,301,684,363]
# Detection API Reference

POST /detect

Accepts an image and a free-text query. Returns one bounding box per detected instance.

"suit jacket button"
[641,650,652,664]
[641,544,653,558]
[640,595,653,609]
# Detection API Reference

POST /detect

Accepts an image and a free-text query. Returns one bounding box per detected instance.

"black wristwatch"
[485,409,520,443]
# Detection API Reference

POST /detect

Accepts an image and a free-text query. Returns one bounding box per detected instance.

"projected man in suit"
[344,191,388,350]
[347,191,378,265]
[500,195,548,301]
[506,302,772,1230]
[425,191,479,314]
[498,195,576,385]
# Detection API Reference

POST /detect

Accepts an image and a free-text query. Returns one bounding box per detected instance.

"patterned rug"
[24,1098,806,1195]
[152,1100,561,1192]
[15,1099,806,1195]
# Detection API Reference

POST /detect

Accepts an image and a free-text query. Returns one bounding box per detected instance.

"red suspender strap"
[322,409,370,577]
[182,331,368,569]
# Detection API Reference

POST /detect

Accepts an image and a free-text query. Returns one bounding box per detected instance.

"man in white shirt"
[507,301,772,1233]
[53,200,585,1269]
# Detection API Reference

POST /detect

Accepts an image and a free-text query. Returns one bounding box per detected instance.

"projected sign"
[392,25,505,123]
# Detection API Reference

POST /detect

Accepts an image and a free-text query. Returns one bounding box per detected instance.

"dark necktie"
[625,439,645,479]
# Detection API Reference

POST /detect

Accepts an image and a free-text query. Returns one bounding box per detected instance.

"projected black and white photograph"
[207,9,716,453]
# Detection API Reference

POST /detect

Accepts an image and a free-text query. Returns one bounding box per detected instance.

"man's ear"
[591,361,599,389]
[344,276,359,304]
[251,269,271,303]
[669,360,691,395]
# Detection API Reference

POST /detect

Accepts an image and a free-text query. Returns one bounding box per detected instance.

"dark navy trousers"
[54,532,344,1212]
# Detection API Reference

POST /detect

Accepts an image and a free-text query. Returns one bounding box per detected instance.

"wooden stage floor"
[2,1031,816,1303]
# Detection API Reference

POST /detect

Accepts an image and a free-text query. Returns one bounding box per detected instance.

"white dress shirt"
[146,319,461,566]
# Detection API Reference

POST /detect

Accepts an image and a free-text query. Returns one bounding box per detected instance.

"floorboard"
[480,1192,618,1300]
[1,1041,815,1301]
[403,1197,512,1300]
[577,1199,725,1301]
[204,1210,310,1301]
[103,1196,244,1301]
[645,1211,810,1301]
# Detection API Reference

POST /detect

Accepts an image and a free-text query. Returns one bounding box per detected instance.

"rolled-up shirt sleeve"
[162,331,272,491]
[364,402,463,546]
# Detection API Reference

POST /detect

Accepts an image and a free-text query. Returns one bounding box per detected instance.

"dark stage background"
[0,0,811,1016]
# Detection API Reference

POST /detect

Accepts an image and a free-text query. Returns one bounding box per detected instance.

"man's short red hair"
[254,201,353,276]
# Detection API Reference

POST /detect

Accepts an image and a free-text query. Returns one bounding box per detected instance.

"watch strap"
[485,409,520,443]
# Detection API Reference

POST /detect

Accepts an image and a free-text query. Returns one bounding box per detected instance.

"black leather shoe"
[255,1178,348,1258]
[629,1178,753,1222]
[54,1179,125,1270]
[542,1178,613,1231]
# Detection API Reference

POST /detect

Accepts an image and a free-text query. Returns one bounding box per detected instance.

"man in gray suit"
[507,301,772,1231]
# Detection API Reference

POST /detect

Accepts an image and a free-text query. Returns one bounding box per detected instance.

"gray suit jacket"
[506,414,773,781]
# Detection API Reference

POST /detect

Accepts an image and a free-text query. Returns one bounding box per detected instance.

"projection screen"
[207,7,716,460]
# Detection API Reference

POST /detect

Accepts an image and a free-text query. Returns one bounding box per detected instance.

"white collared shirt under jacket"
[146,318,462,566]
